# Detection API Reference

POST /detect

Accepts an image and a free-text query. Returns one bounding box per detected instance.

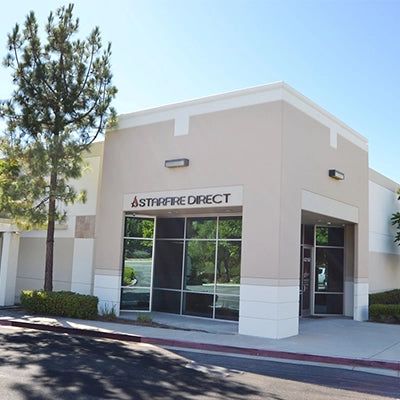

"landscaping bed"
[369,289,400,324]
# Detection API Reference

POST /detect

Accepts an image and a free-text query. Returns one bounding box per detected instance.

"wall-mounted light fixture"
[165,158,189,168]
[329,169,345,180]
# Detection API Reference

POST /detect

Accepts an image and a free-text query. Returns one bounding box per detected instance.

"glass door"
[299,245,312,316]
[314,227,344,315]
[120,216,155,311]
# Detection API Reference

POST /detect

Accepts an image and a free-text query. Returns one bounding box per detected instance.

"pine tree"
[0,4,117,291]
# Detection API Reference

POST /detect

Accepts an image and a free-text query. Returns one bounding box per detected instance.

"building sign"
[123,186,243,212]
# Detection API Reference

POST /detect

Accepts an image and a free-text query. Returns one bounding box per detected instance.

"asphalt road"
[174,349,400,399]
[0,326,398,400]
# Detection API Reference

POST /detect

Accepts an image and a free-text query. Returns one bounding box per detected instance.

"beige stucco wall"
[16,238,74,297]
[369,252,400,293]
[369,169,400,292]
[95,102,284,282]
[281,102,369,283]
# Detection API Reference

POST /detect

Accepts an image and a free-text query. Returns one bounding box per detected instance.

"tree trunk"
[44,171,57,292]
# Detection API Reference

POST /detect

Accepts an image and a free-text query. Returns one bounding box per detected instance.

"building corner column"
[0,232,20,306]
[353,281,369,321]
[238,281,299,339]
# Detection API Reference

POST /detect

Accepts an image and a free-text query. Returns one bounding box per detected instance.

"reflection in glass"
[300,246,312,313]
[184,241,216,292]
[156,218,185,239]
[316,227,344,247]
[123,216,242,320]
[153,240,183,290]
[125,217,154,238]
[120,288,150,310]
[218,217,242,239]
[152,289,181,314]
[183,292,214,318]
[215,295,239,321]
[216,241,241,296]
[302,225,314,246]
[314,294,343,314]
[186,217,217,239]
[315,248,344,292]
[123,239,153,287]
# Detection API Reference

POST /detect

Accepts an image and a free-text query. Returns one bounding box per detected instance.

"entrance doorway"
[300,225,345,316]
[314,227,344,314]
[299,245,312,316]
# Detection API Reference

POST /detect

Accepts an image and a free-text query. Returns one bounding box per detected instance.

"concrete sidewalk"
[1,308,399,377]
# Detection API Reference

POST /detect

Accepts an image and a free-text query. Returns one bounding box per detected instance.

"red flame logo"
[131,196,138,208]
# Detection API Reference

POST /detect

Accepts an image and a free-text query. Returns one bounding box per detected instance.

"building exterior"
[0,82,399,339]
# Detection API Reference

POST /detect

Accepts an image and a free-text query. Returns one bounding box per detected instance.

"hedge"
[369,304,400,323]
[20,290,98,320]
[369,289,400,324]
[369,289,400,305]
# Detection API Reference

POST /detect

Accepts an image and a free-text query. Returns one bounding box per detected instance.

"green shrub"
[20,290,98,319]
[123,266,136,286]
[99,303,117,321]
[137,314,153,324]
[369,289,400,305]
[369,304,400,323]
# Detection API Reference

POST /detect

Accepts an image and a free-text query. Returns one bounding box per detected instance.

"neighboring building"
[0,82,399,339]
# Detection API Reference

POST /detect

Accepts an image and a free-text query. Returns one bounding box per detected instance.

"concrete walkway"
[0,308,399,377]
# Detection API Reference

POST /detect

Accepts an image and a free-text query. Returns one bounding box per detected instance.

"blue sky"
[0,0,399,182]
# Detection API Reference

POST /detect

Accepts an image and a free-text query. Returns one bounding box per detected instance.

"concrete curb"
[1,318,399,374]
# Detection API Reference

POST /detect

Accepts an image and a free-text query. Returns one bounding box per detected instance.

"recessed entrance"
[300,224,345,316]
[299,245,312,316]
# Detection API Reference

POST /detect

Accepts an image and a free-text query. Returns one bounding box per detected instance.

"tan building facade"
[1,82,399,339]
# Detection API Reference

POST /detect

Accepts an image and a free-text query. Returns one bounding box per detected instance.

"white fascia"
[115,81,368,151]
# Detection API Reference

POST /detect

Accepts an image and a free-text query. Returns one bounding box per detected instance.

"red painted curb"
[1,319,399,373]
[142,337,400,372]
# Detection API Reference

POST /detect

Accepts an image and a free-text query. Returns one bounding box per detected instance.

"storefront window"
[151,216,242,321]
[184,241,216,292]
[156,217,184,239]
[121,217,154,311]
[186,217,217,239]
[218,216,242,239]
[216,241,241,295]
[121,215,242,320]
[153,240,183,290]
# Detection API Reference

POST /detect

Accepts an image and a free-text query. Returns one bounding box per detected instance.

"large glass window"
[186,217,217,239]
[152,216,242,321]
[121,215,242,320]
[184,241,216,292]
[156,217,185,239]
[153,240,183,290]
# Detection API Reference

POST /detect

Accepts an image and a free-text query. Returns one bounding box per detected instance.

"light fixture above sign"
[329,169,345,180]
[165,158,189,168]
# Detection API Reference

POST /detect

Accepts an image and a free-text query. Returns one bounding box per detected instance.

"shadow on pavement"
[173,349,400,399]
[0,329,260,400]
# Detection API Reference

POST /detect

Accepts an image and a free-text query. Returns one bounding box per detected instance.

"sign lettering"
[130,193,231,209]
[123,186,242,212]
